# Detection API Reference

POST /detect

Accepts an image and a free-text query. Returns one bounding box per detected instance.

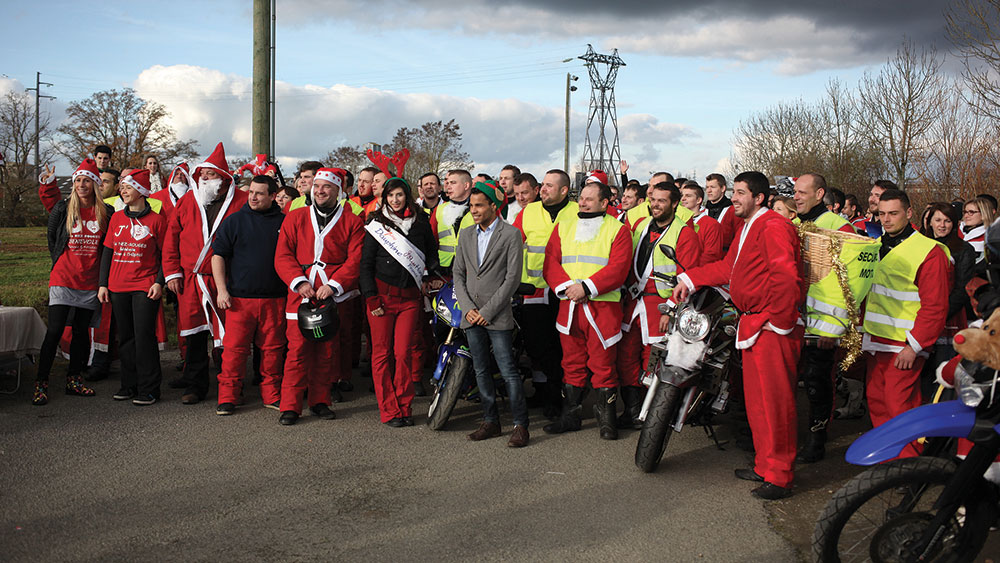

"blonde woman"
[34,159,114,405]
[960,197,995,263]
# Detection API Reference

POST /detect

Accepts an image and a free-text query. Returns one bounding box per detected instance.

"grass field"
[0,227,51,314]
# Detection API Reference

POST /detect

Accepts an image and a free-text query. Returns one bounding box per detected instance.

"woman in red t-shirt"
[33,159,113,406]
[97,169,168,405]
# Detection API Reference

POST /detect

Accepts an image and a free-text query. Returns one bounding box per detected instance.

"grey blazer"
[453,218,524,330]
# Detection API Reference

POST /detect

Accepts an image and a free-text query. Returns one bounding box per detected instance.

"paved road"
[1,355,798,562]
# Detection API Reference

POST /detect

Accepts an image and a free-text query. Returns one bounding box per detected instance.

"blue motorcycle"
[425,281,533,431]
[811,357,1000,562]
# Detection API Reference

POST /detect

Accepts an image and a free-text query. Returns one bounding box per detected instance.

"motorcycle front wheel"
[427,354,470,431]
[634,383,684,473]
[811,456,994,563]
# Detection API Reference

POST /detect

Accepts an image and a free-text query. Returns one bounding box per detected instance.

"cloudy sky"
[1,0,953,180]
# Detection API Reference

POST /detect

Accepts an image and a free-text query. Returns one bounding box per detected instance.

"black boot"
[543,384,583,434]
[543,380,563,420]
[593,387,619,440]
[797,422,827,463]
[617,386,643,429]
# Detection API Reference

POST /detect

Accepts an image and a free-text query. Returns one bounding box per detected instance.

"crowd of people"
[31,142,999,500]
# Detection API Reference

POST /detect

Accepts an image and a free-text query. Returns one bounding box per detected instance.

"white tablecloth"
[0,306,46,358]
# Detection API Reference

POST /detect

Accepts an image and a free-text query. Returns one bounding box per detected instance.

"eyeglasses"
[964,209,980,215]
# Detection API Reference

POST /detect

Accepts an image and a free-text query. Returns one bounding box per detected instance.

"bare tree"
[325,145,366,176]
[947,0,1000,122]
[731,98,824,179]
[817,79,884,195]
[56,88,197,170]
[383,119,473,186]
[0,91,52,226]
[854,41,944,188]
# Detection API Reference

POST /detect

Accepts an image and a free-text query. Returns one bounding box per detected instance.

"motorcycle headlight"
[954,365,985,408]
[676,307,710,341]
[435,298,453,325]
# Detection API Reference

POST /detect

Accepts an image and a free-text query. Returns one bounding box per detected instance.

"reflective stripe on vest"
[802,212,881,337]
[631,214,686,299]
[557,214,624,302]
[862,231,948,342]
[520,200,578,288]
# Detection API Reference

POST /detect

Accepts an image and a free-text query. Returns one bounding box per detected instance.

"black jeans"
[800,344,836,428]
[109,291,162,398]
[518,295,563,385]
[37,305,94,382]
[182,330,212,398]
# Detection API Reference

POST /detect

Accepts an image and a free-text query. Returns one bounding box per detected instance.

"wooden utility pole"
[252,0,271,158]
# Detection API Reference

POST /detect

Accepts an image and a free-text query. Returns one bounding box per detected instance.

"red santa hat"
[121,169,152,197]
[167,162,191,186]
[192,142,233,184]
[72,158,102,186]
[314,168,348,201]
[586,169,609,185]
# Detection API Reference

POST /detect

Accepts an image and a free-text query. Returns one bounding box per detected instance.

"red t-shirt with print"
[49,206,104,290]
[103,210,167,293]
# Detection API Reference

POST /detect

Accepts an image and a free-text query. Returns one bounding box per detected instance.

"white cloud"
[132,64,699,179]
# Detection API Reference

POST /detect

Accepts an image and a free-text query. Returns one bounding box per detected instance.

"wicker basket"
[801,228,872,284]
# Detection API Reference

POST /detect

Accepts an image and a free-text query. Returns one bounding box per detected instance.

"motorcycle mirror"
[658,244,684,270]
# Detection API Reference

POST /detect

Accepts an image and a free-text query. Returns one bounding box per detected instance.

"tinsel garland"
[799,222,863,370]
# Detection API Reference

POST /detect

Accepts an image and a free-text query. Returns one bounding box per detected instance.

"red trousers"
[218,297,286,405]
[866,351,925,458]
[333,296,358,383]
[742,328,803,488]
[560,308,619,389]
[616,327,652,387]
[369,293,421,422]
[280,322,337,414]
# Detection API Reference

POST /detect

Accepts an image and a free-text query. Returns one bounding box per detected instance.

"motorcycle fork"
[909,435,1000,559]
[638,376,660,422]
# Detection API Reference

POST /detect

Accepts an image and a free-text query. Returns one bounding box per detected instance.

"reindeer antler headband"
[365,147,410,179]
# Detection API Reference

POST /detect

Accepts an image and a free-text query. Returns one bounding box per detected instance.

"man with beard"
[431,169,475,273]
[512,169,577,418]
[617,182,702,429]
[673,171,804,499]
[352,167,378,213]
[163,143,248,405]
[541,180,632,440]
[274,168,363,425]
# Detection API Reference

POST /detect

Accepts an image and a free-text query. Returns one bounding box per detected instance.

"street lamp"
[564,73,578,172]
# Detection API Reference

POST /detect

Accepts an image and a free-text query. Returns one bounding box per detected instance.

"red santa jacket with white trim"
[274,204,364,319]
[678,207,804,349]
[162,187,247,279]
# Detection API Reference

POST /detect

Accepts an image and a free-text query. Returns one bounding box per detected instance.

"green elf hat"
[473,181,506,210]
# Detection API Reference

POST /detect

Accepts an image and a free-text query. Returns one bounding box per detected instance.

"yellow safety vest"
[862,231,948,342]
[519,200,579,288]
[288,196,363,216]
[556,214,624,302]
[626,201,694,226]
[434,201,474,268]
[803,212,881,337]
[105,195,163,214]
[631,214,687,299]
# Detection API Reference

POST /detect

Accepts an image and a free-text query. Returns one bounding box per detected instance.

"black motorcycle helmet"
[297,298,339,341]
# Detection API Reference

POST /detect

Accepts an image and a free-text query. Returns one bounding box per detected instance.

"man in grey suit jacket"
[453,182,529,447]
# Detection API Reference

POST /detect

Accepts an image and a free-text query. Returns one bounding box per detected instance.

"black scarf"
[879,223,915,260]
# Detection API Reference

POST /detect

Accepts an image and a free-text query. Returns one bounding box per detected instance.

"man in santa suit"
[679,183,724,265]
[162,142,248,405]
[861,188,951,457]
[617,182,701,428]
[673,171,804,500]
[274,167,363,426]
[541,180,632,440]
[150,163,192,221]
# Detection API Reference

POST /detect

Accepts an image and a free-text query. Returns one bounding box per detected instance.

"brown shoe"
[181,393,201,405]
[467,421,501,441]
[507,425,529,448]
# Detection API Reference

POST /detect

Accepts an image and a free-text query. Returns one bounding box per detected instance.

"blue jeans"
[465,326,528,427]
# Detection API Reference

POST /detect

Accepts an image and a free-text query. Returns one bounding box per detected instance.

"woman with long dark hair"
[360,178,439,427]
[33,159,113,405]
[919,202,975,396]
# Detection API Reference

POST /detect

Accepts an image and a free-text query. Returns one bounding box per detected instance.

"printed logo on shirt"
[86,220,100,234]
[131,224,151,241]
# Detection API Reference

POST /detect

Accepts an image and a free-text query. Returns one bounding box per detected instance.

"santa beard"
[441,201,468,232]
[575,216,604,243]
[194,178,223,207]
